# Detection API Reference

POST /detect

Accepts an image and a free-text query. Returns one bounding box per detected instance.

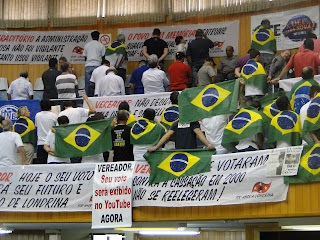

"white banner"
[0,31,111,64]
[251,7,319,51]
[85,92,172,119]
[119,21,239,61]
[133,150,289,207]
[92,162,135,229]
[279,74,320,91]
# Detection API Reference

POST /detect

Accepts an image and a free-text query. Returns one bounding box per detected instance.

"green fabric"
[54,119,112,158]
[240,60,267,94]
[144,149,215,184]
[251,25,277,53]
[290,79,318,112]
[160,104,179,130]
[105,41,127,59]
[13,116,36,146]
[302,93,320,144]
[178,79,240,123]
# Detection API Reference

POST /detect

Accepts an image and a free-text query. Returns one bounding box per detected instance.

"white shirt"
[96,72,125,96]
[45,130,71,164]
[82,154,104,163]
[90,65,110,96]
[35,111,58,145]
[133,145,150,161]
[235,135,259,150]
[7,77,33,100]
[245,84,264,96]
[141,68,170,94]
[0,131,23,166]
[300,101,311,127]
[83,40,105,67]
[59,107,89,124]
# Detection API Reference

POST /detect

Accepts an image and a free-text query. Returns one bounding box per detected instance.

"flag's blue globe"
[308,147,320,170]
[14,119,28,134]
[307,98,320,119]
[243,60,258,75]
[170,153,188,172]
[132,120,148,135]
[277,112,297,130]
[256,28,270,42]
[270,102,280,117]
[232,112,251,130]
[75,128,91,147]
[202,87,219,108]
[164,106,179,122]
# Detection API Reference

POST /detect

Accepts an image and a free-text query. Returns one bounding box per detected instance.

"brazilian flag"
[144,149,214,184]
[54,119,112,158]
[290,80,318,114]
[13,116,36,146]
[241,60,267,94]
[285,143,320,183]
[268,110,302,146]
[251,25,276,53]
[178,79,240,123]
[222,106,263,152]
[130,118,165,145]
[127,112,137,127]
[160,104,179,129]
[302,93,320,141]
[105,40,127,59]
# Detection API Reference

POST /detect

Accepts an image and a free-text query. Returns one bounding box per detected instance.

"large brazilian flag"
[13,116,36,146]
[178,79,240,123]
[144,149,214,184]
[302,93,320,140]
[251,25,277,53]
[160,104,179,129]
[105,40,127,59]
[241,59,267,94]
[54,119,112,158]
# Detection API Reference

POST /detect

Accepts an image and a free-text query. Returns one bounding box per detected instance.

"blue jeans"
[192,60,205,87]
[85,66,99,96]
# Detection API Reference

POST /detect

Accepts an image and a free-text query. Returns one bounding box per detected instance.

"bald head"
[2,119,13,131]
[301,66,314,80]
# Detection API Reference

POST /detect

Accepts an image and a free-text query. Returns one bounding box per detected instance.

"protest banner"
[92,162,135,229]
[0,100,41,123]
[0,31,111,64]
[118,21,239,61]
[279,75,320,92]
[251,7,319,51]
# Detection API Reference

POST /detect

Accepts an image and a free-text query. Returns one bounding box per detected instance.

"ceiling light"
[0,229,12,235]
[281,225,320,231]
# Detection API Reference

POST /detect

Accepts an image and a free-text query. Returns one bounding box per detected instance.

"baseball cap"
[205,57,216,66]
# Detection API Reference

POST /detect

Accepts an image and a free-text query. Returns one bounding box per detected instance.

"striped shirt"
[55,72,78,99]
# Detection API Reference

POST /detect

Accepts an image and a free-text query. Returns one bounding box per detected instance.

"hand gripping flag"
[178,79,240,123]
[144,149,214,184]
[13,116,36,146]
[251,25,277,53]
[222,106,263,152]
[160,104,179,129]
[268,110,302,146]
[105,40,128,59]
[302,93,320,140]
[241,60,267,94]
[285,143,320,183]
[54,119,112,158]
[130,118,165,145]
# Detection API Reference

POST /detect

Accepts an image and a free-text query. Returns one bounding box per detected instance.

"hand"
[207,144,215,151]
[48,149,55,156]
[24,161,30,165]
[270,78,279,85]
[51,127,56,133]
[267,76,272,82]
[82,94,88,100]
[239,78,245,86]
[147,147,157,152]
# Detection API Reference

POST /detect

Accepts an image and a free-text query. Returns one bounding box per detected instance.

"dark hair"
[261,19,270,26]
[306,32,317,40]
[175,36,183,45]
[118,101,130,111]
[117,110,128,121]
[102,57,110,65]
[20,71,28,78]
[301,66,314,80]
[153,28,160,36]
[309,85,320,98]
[58,116,69,125]
[94,112,105,120]
[304,38,314,51]
[143,108,155,120]
[40,99,52,111]
[59,56,67,62]
[91,31,100,40]
[250,49,260,59]
[276,96,290,111]
[60,62,70,72]
[250,101,261,111]
[170,91,179,105]
[139,60,147,65]
[62,100,73,108]
[247,48,254,54]
[49,58,58,68]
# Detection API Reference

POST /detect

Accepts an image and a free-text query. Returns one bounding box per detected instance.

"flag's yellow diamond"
[131,118,155,140]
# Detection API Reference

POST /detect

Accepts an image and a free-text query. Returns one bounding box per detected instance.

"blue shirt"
[129,65,148,94]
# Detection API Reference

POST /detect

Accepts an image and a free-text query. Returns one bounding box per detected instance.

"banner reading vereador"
[0,31,111,64]
[119,21,239,61]
[251,7,319,51]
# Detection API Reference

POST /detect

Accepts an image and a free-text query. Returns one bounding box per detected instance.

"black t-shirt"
[143,37,168,63]
[111,124,134,161]
[186,38,214,63]
[170,121,200,149]
[41,68,61,99]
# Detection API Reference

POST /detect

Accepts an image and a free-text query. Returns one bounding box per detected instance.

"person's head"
[40,99,52,111]
[250,101,261,111]
[60,62,70,73]
[247,48,255,54]
[148,54,158,68]
[117,34,125,43]
[226,46,234,58]
[143,108,155,120]
[59,56,67,66]
[261,19,271,27]
[106,66,118,75]
[20,70,28,78]
[301,66,314,80]
[281,50,291,61]
[306,32,317,40]
[62,100,74,109]
[93,112,105,120]
[152,28,161,37]
[205,57,216,67]
[91,31,100,40]
[2,119,13,132]
[175,36,185,45]
[304,38,314,51]
[118,101,130,111]
[17,106,30,118]
[170,91,179,105]
[101,57,110,66]
[249,49,260,60]
[49,58,58,68]
[309,84,320,99]
[176,52,185,61]
[139,60,147,67]
[117,110,128,124]
[57,116,69,125]
[195,29,204,38]
[276,96,290,111]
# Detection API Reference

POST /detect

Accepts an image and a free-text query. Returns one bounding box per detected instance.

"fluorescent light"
[115,228,177,231]
[0,229,12,235]
[139,230,200,236]
[282,225,320,231]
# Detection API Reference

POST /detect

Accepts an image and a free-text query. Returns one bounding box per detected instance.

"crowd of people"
[2,18,320,166]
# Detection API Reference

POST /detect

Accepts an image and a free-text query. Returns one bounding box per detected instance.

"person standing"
[129,60,148,94]
[7,71,33,100]
[96,67,125,96]
[56,62,79,99]
[83,31,105,96]
[168,52,192,91]
[90,57,110,96]
[42,58,61,99]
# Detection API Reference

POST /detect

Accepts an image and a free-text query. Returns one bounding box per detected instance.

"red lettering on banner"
[135,164,151,174]
[95,100,133,109]
[0,172,13,182]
